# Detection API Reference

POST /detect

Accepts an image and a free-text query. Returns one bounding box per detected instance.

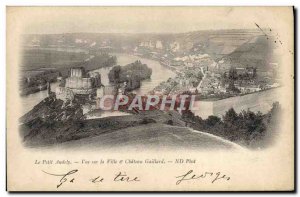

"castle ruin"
[56,67,102,101]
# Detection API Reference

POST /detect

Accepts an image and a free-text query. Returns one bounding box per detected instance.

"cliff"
[20,96,85,125]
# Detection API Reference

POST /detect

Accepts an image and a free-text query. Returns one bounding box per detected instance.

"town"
[132,38,280,100]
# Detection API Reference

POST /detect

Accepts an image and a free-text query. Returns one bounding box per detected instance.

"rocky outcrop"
[20,96,84,125]
[19,95,87,146]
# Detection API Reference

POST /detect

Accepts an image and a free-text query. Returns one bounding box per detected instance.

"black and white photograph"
[6,6,295,192]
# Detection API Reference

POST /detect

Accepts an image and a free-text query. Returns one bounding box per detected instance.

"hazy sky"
[7,7,292,34]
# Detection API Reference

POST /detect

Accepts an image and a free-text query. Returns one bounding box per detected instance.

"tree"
[109,65,121,84]
[222,108,240,141]
[253,67,257,78]
[223,108,238,124]
[228,67,238,81]
[181,103,279,148]
[270,102,280,115]
[205,116,221,127]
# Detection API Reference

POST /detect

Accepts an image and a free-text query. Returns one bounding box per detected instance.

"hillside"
[22,29,263,59]
[218,35,276,70]
[53,124,243,151]
[19,96,241,150]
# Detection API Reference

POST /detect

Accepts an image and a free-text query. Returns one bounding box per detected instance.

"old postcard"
[6,7,294,191]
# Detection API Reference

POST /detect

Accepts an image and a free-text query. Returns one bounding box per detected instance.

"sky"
[7,7,292,34]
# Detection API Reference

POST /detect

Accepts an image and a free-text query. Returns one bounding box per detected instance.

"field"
[20,48,89,71]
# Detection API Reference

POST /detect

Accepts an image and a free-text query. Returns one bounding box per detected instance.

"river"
[91,53,176,95]
[20,53,176,115]
[20,53,281,119]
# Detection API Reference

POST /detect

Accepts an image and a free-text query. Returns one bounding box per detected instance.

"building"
[96,85,118,98]
[170,42,180,52]
[236,84,261,94]
[64,67,101,95]
[55,67,101,101]
[236,67,256,77]
[95,85,119,110]
[156,40,163,49]
[55,87,75,101]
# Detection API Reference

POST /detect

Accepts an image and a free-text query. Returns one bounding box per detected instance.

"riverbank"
[192,87,282,119]
[133,52,179,73]
[20,47,117,96]
[92,53,176,95]
[197,86,282,102]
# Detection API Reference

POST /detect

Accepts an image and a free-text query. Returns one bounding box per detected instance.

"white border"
[1,0,298,196]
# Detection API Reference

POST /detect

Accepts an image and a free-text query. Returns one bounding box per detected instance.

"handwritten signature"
[175,170,230,185]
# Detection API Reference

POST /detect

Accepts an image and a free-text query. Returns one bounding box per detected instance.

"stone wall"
[65,77,93,90]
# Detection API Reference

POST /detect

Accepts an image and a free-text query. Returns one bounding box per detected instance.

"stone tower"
[47,82,51,96]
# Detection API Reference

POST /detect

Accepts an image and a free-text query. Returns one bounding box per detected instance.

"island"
[108,60,152,91]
